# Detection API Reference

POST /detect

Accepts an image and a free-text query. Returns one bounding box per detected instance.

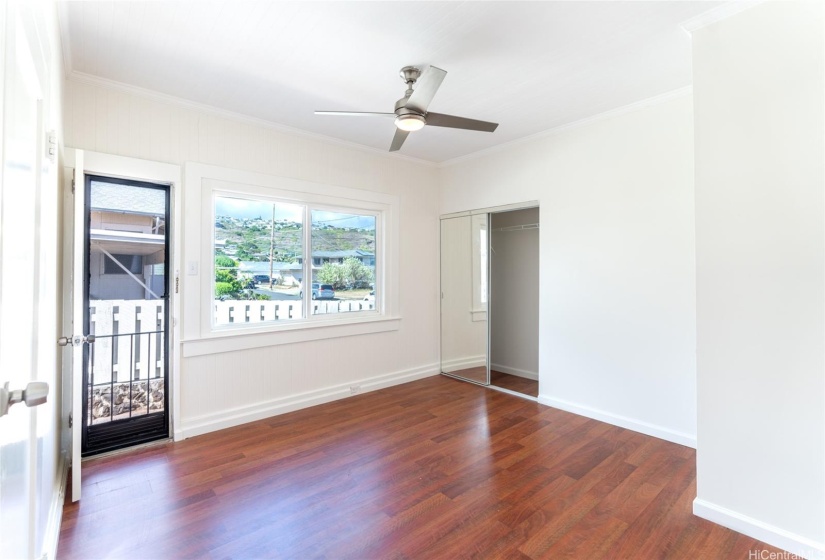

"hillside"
[215,216,375,262]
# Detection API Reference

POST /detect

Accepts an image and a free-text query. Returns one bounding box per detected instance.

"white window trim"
[182,163,400,357]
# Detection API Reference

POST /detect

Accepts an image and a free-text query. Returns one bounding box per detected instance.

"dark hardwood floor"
[58,375,781,559]
[491,370,539,397]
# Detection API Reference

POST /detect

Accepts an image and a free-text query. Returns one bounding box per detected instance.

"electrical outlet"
[350,385,361,395]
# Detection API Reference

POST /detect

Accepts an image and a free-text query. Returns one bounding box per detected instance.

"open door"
[62,152,174,501]
[61,149,88,502]
[0,3,58,555]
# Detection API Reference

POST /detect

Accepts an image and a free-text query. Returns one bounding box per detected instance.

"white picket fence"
[89,299,165,386]
[214,298,375,325]
[88,299,375,382]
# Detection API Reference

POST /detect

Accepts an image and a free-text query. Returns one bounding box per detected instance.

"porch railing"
[214,298,375,325]
[88,299,165,424]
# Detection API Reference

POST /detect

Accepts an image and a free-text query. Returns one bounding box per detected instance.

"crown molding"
[437,85,693,169]
[680,0,767,34]
[65,70,437,169]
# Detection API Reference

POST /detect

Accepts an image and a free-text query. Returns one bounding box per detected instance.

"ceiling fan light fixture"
[395,114,426,132]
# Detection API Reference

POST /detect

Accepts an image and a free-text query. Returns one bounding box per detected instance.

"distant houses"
[234,249,375,286]
[303,250,375,267]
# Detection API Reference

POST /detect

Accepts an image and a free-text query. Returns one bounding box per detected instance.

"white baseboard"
[693,498,825,559]
[42,452,69,560]
[537,394,696,448]
[176,362,440,440]
[440,355,486,373]
[490,363,538,380]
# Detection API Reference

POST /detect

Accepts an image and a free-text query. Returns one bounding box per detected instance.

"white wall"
[692,1,825,555]
[64,78,441,437]
[440,94,697,447]
[490,207,539,379]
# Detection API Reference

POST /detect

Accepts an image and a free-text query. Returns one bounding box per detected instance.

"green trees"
[214,256,269,300]
[214,256,243,298]
[316,257,374,290]
[215,255,236,268]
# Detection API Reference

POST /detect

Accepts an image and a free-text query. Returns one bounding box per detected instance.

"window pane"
[103,253,143,275]
[310,210,376,315]
[214,196,304,325]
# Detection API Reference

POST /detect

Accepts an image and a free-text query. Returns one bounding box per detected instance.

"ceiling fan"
[315,66,499,152]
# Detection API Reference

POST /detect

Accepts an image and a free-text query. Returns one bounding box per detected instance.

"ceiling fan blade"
[404,66,447,114]
[389,129,409,152]
[425,112,499,132]
[315,111,395,117]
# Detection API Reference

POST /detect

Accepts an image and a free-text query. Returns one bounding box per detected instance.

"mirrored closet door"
[440,207,539,398]
[440,214,489,385]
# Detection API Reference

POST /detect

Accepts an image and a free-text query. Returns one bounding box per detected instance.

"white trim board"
[693,499,825,560]
[538,394,696,448]
[176,362,440,440]
[490,363,538,381]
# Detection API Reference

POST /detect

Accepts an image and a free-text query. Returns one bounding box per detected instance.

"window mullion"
[303,204,312,320]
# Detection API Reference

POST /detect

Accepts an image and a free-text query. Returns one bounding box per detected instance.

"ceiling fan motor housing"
[399,66,421,84]
[395,99,423,116]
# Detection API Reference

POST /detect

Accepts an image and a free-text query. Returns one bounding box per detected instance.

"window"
[185,163,399,355]
[104,253,143,275]
[214,196,304,325]
[311,210,376,316]
[212,195,379,327]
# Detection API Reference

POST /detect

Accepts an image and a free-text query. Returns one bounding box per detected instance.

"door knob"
[0,381,49,417]
[57,335,95,346]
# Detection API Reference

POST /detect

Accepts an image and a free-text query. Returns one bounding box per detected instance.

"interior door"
[0,4,49,556]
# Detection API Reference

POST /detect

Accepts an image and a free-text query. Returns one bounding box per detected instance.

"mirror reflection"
[440,215,488,384]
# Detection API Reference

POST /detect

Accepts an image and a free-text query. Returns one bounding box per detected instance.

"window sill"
[181,315,401,357]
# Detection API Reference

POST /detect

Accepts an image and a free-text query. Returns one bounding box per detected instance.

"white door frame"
[63,148,182,500]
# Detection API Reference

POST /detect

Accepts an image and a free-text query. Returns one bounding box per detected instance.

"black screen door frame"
[81,174,171,456]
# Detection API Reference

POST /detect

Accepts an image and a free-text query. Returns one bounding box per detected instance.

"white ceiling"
[58,1,723,164]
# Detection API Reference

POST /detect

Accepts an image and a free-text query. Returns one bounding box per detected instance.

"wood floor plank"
[58,375,785,559]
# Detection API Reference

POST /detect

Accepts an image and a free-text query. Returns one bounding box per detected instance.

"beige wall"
[64,78,441,437]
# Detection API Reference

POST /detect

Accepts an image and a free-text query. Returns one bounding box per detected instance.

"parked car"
[300,282,335,299]
[252,274,270,284]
